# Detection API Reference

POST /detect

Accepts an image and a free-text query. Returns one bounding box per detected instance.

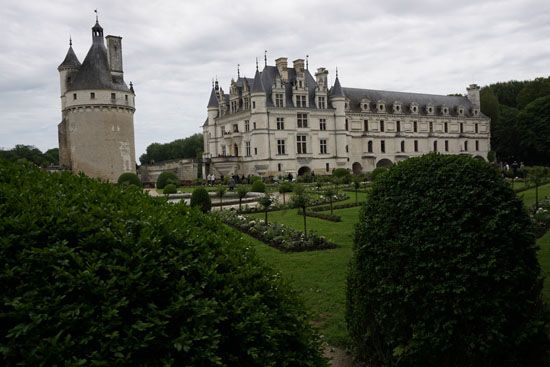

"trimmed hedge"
[308,202,361,212]
[347,153,549,366]
[190,187,212,213]
[250,180,266,193]
[0,160,326,366]
[163,183,177,194]
[156,171,179,189]
[298,210,342,222]
[117,172,141,187]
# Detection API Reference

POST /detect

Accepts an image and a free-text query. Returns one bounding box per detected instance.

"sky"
[1,0,549,159]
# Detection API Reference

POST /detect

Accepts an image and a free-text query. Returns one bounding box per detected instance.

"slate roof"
[330,77,345,98]
[207,87,219,108]
[251,69,265,93]
[58,45,81,70]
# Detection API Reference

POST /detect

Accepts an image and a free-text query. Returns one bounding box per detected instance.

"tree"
[517,95,550,165]
[156,171,179,189]
[526,166,550,210]
[139,134,203,164]
[251,180,266,193]
[516,77,550,109]
[278,181,293,205]
[324,187,337,215]
[347,154,548,366]
[117,172,141,187]
[291,185,310,239]
[258,194,273,225]
[190,187,211,213]
[216,185,226,210]
[353,178,360,205]
[236,185,248,211]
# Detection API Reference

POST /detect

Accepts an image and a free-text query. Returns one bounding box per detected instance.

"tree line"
[480,76,550,165]
[0,145,58,167]
[139,133,203,164]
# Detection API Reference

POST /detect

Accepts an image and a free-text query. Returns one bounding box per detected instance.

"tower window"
[319,118,326,131]
[252,101,256,109]
[253,122,257,129]
[464,141,468,151]
[345,119,349,131]
[444,122,448,133]
[125,95,128,101]
[364,119,368,131]
[413,121,417,133]
[445,140,449,151]
[429,121,433,133]
[254,147,258,155]
[278,163,282,172]
[476,140,479,150]
[73,93,77,100]
[460,123,464,133]
[380,140,385,153]
[367,141,373,153]
[475,123,479,133]
[276,117,284,130]
[90,92,95,99]
[433,140,438,152]
[111,93,116,100]
[396,120,401,132]
[400,140,405,152]
[414,140,419,152]
[326,163,330,172]
[380,120,385,132]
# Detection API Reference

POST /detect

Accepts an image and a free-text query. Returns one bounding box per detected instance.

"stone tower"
[57,17,136,182]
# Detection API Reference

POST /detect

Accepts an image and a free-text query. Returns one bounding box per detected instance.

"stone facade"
[203,57,490,177]
[57,18,136,182]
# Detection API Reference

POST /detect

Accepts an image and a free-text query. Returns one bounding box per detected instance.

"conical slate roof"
[58,45,81,71]
[207,87,219,108]
[330,76,345,98]
[251,69,265,93]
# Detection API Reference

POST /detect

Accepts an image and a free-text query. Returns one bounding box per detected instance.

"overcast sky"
[1,0,549,158]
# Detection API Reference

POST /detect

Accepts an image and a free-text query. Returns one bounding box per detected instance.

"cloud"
[0,0,548,156]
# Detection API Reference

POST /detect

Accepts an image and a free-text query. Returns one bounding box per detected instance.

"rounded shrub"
[190,186,212,213]
[156,171,179,189]
[163,183,177,195]
[347,153,548,366]
[251,180,266,193]
[0,160,326,366]
[117,172,141,187]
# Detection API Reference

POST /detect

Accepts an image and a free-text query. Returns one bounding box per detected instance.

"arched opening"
[352,162,362,174]
[298,166,311,176]
[376,158,393,168]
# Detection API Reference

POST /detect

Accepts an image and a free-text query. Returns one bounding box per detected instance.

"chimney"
[106,35,123,75]
[467,83,480,109]
[293,59,305,73]
[315,67,329,91]
[275,57,288,81]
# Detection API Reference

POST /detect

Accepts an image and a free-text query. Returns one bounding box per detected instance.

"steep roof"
[207,88,219,108]
[58,45,81,71]
[330,76,345,98]
[251,69,265,93]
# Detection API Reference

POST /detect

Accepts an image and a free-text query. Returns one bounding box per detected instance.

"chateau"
[57,17,136,182]
[203,57,490,177]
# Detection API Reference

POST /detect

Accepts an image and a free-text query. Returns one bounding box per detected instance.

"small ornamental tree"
[258,194,274,225]
[163,183,177,195]
[347,153,549,367]
[251,180,266,193]
[156,171,179,189]
[117,172,141,187]
[0,160,326,366]
[323,187,337,215]
[292,185,310,239]
[190,187,212,213]
[352,178,360,205]
[216,185,226,210]
[236,185,248,211]
[278,181,293,205]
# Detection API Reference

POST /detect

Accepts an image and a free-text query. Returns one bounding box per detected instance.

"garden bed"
[216,211,337,252]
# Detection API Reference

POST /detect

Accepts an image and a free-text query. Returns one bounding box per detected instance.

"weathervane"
[94,9,98,22]
[264,50,267,67]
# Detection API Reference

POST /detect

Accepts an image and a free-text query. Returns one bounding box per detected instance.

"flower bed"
[236,193,349,214]
[216,211,337,252]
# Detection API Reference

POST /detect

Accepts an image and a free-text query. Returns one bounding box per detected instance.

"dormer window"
[441,106,449,115]
[457,106,465,116]
[393,102,402,114]
[361,98,370,112]
[410,103,419,114]
[377,101,386,113]
[426,104,434,115]
[473,108,479,116]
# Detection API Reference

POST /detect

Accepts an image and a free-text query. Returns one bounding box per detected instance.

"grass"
[517,183,550,209]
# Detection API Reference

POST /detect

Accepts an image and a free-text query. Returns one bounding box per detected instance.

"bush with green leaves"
[156,171,179,189]
[368,166,389,182]
[163,183,177,195]
[250,180,266,193]
[347,153,549,366]
[117,172,141,187]
[190,187,212,213]
[0,160,326,366]
[332,168,351,184]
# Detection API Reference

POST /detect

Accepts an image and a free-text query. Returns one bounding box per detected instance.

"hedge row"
[297,210,341,222]
[0,160,326,366]
[308,202,362,212]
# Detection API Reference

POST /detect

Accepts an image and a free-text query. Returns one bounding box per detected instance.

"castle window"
[318,96,326,109]
[444,122,448,133]
[222,145,226,156]
[253,122,257,129]
[296,135,307,154]
[297,113,308,128]
[476,140,479,150]
[232,124,239,133]
[460,123,464,133]
[413,121,418,133]
[429,121,433,133]
[277,139,286,155]
[320,139,328,154]
[367,141,373,153]
[473,109,479,116]
[396,121,401,133]
[433,141,438,152]
[345,102,349,110]
[364,120,368,131]
[252,101,256,109]
[464,141,468,151]
[278,163,282,172]
[380,120,384,132]
[319,118,326,131]
[414,140,419,152]
[326,163,330,172]
[475,123,479,133]
[380,140,385,153]
[125,95,128,102]
[73,93,77,100]
[428,106,433,114]
[396,105,401,112]
[401,140,405,152]
[245,141,251,156]
[445,140,449,152]
[275,93,284,107]
[245,120,250,132]
[90,92,95,99]
[458,108,464,115]
[411,105,418,113]
[296,95,307,108]
[345,119,349,131]
[111,93,116,100]
[276,117,285,130]
[345,145,349,153]
[254,147,258,155]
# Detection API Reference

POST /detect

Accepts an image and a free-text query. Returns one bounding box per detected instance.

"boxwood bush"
[347,153,549,367]
[0,160,326,366]
[190,187,212,213]
[163,183,177,195]
[156,171,179,189]
[250,180,266,193]
[117,172,141,187]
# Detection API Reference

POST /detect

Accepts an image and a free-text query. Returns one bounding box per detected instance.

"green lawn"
[517,183,550,208]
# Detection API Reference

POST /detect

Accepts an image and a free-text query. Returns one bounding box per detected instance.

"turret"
[58,39,81,98]
[92,19,104,45]
[250,67,266,113]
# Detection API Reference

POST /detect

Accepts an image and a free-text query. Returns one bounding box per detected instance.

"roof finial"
[94,9,98,22]
[336,67,339,78]
[237,64,240,78]
[69,35,72,47]
[256,57,259,71]
[212,78,214,88]
[264,50,267,67]
[306,55,309,70]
